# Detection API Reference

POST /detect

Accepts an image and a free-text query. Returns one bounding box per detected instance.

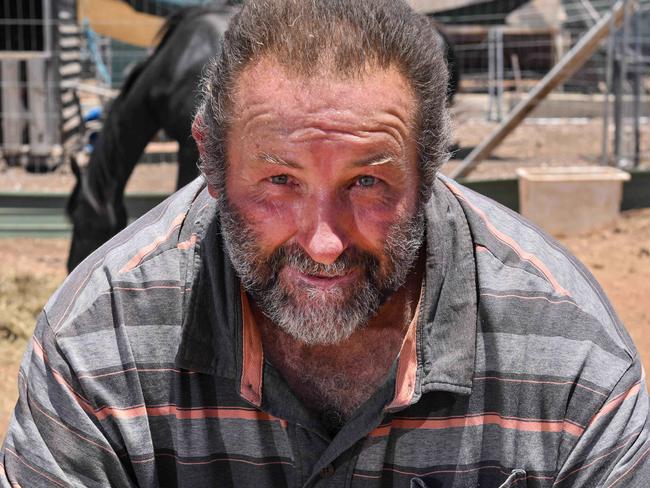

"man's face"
[218,58,423,345]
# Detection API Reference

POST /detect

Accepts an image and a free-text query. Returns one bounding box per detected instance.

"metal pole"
[496,27,504,122]
[613,1,629,166]
[579,0,602,26]
[511,53,523,94]
[488,28,495,121]
[632,7,641,167]
[43,0,54,55]
[601,6,616,165]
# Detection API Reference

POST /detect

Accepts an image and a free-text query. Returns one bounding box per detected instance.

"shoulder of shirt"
[437,174,638,369]
[42,177,215,336]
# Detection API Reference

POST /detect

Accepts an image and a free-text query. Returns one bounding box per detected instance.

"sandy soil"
[560,209,650,366]
[0,239,68,437]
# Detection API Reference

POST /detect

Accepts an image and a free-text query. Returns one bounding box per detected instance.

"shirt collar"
[415,177,477,398]
[176,176,478,402]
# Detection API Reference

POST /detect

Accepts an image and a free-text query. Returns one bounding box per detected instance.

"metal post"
[488,28,495,121]
[0,59,26,164]
[614,0,630,167]
[496,27,504,122]
[511,53,523,94]
[632,7,641,167]
[42,0,53,56]
[579,0,602,26]
[601,8,616,165]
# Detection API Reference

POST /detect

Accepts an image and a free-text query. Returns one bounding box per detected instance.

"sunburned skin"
[215,57,424,419]
[224,58,419,267]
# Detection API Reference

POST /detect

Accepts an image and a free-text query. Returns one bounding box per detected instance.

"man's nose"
[298,197,348,265]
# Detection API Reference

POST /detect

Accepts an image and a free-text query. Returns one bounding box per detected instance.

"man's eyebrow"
[258,153,302,169]
[353,153,403,168]
[258,152,403,169]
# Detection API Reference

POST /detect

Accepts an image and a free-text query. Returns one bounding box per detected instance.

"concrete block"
[517,166,630,236]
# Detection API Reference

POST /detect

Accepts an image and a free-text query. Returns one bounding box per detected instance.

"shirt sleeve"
[554,357,650,487]
[0,311,136,488]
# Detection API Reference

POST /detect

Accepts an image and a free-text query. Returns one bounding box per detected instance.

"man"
[2,1,648,486]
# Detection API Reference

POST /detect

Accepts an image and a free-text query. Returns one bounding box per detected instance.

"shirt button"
[320,464,335,479]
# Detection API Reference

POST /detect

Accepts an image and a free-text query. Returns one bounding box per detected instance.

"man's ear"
[191,114,206,159]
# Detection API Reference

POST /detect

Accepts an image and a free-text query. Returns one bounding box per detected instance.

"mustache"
[266,244,379,279]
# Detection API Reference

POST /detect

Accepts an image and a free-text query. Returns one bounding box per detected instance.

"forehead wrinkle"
[232,73,415,142]
[284,124,408,153]
[295,107,411,137]
[236,109,277,138]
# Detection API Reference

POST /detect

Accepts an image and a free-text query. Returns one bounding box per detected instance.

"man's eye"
[269,175,289,185]
[356,175,378,187]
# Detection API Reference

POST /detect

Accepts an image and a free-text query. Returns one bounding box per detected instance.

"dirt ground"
[0,117,648,439]
[0,239,68,437]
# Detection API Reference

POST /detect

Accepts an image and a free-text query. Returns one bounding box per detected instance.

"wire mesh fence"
[0,0,649,174]
[434,0,650,174]
[0,0,77,170]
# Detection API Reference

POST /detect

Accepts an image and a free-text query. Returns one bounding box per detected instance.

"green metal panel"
[0,192,168,238]
[462,178,519,211]
[622,170,650,211]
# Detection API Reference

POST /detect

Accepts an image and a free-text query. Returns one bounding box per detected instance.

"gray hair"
[196,0,451,199]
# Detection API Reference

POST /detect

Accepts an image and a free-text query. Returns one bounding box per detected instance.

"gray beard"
[217,195,424,345]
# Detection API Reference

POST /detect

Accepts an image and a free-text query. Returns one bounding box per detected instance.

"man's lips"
[282,266,359,290]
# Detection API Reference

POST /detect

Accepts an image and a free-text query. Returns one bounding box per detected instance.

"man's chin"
[290,292,353,315]
[255,287,376,345]
[273,315,366,346]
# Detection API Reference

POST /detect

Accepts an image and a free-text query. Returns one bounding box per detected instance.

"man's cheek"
[351,212,396,255]
[239,203,297,246]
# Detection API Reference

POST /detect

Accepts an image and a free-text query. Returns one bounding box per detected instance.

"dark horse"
[66,6,232,271]
[66,6,460,272]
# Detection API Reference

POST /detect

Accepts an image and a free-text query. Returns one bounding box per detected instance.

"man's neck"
[254,259,424,425]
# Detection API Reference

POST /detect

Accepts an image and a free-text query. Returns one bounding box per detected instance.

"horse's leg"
[159,77,203,190]
[176,140,200,189]
[67,63,163,271]
[154,13,226,190]
[89,76,161,201]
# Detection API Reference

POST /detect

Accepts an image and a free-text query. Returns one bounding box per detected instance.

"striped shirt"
[1,176,648,487]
